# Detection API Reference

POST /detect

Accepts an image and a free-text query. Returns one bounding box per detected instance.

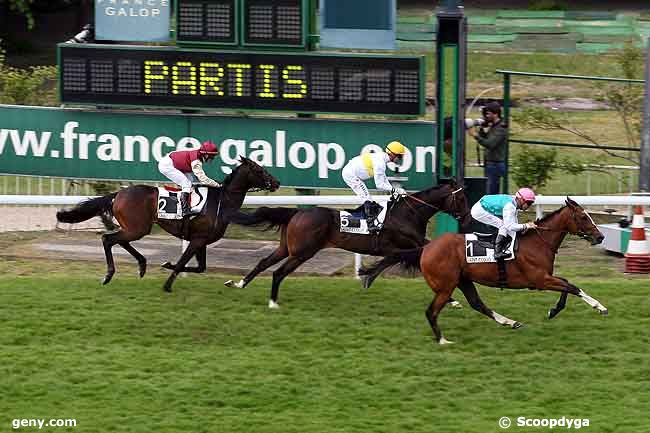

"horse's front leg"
[541,275,608,316]
[163,240,205,292]
[162,245,207,273]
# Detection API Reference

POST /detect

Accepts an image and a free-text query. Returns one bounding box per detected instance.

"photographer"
[468,102,507,194]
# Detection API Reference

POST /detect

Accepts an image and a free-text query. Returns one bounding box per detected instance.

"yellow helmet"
[385,141,406,156]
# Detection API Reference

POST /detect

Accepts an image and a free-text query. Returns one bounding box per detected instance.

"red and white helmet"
[199,140,218,160]
[516,187,536,204]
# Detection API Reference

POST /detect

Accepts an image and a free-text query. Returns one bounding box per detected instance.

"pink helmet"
[516,187,536,203]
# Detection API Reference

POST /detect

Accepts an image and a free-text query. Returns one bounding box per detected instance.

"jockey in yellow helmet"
[341,141,408,233]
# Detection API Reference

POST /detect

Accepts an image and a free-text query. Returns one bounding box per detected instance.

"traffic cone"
[624,205,650,274]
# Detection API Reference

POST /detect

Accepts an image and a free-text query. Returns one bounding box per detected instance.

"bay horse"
[56,157,280,292]
[359,198,607,345]
[226,181,472,308]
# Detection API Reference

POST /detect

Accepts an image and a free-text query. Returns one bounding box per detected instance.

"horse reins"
[402,187,464,219]
[532,208,591,253]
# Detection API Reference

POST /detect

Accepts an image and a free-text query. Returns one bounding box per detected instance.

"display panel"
[59,44,424,115]
[177,0,237,44]
[243,0,305,47]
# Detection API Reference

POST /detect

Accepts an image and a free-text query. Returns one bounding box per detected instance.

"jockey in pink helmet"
[158,140,221,217]
[470,187,538,260]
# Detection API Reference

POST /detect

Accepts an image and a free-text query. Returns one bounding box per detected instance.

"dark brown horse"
[56,157,279,291]
[226,181,472,308]
[359,198,607,344]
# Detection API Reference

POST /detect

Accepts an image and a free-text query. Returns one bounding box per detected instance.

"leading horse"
[56,157,280,292]
[359,198,607,344]
[226,181,472,308]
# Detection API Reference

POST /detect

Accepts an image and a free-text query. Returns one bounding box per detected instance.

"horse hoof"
[225,279,245,289]
[161,261,173,270]
[512,321,523,329]
[139,263,147,278]
[268,300,280,309]
[224,280,234,287]
[599,308,609,316]
[102,273,114,285]
[448,300,462,309]
[548,308,558,320]
[438,337,454,345]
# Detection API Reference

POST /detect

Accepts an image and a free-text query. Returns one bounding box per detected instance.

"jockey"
[470,187,538,259]
[158,140,221,217]
[342,141,408,233]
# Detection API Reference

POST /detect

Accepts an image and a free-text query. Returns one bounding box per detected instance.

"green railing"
[496,70,644,193]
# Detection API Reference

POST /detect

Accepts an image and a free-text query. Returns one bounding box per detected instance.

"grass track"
[0,240,649,433]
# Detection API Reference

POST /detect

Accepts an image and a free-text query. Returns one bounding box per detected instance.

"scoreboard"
[176,0,307,48]
[58,44,425,115]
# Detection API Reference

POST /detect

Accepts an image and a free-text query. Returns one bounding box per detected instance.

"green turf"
[0,236,648,433]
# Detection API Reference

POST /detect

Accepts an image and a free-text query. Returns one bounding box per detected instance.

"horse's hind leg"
[268,253,314,309]
[225,244,289,289]
[119,241,147,278]
[458,278,522,329]
[425,292,454,345]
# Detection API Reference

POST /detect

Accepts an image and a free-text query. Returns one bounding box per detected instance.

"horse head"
[439,180,472,229]
[563,197,604,245]
[226,156,280,193]
[409,181,471,228]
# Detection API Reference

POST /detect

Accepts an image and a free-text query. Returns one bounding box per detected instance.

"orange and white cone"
[624,205,650,274]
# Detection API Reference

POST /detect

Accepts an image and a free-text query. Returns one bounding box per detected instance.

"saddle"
[339,200,392,235]
[465,232,518,263]
[157,185,210,220]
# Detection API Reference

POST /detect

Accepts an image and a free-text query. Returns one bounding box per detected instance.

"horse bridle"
[534,207,594,252]
[401,187,466,222]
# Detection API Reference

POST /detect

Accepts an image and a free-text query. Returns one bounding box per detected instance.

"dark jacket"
[475,119,507,162]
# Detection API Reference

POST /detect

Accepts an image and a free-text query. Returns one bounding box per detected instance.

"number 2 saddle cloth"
[465,232,518,263]
[157,186,209,220]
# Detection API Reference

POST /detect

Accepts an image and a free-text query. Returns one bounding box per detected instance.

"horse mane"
[412,183,448,199]
[220,157,252,186]
[535,205,567,225]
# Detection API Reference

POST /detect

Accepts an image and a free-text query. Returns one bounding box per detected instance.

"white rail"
[2,193,649,279]
[3,194,650,207]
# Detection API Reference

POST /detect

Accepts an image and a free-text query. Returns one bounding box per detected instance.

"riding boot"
[364,200,380,234]
[180,192,192,217]
[493,234,510,260]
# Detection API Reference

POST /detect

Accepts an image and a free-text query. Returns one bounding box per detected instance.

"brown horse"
[226,181,472,308]
[359,198,607,344]
[56,157,280,291]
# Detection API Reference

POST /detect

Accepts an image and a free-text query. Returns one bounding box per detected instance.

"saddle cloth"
[157,186,209,220]
[339,202,389,235]
[465,232,517,263]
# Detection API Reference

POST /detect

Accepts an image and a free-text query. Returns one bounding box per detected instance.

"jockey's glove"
[392,186,407,196]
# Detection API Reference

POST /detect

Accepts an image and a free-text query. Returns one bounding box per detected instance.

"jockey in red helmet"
[158,140,221,217]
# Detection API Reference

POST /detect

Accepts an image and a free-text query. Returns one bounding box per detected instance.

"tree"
[510,42,645,191]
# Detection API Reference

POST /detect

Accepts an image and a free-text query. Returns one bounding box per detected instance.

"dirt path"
[0,206,104,232]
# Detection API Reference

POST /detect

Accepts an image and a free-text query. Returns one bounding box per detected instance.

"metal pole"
[640,37,650,191]
[503,73,511,193]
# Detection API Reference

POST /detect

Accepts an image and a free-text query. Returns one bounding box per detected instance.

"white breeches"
[471,202,510,237]
[158,156,194,193]
[342,166,371,201]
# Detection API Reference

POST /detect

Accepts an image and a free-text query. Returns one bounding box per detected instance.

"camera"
[464,118,485,128]
[66,24,94,44]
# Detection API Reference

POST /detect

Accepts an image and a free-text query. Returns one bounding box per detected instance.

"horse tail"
[56,192,118,224]
[229,207,300,230]
[358,247,424,280]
